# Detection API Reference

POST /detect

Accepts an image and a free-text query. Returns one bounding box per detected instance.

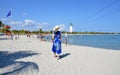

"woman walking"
[52,26,62,60]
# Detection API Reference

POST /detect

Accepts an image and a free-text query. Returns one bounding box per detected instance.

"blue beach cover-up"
[52,31,62,54]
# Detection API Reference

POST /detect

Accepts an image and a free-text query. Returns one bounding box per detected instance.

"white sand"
[0,35,120,75]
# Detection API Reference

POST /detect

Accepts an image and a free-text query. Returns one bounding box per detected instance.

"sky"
[0,0,120,32]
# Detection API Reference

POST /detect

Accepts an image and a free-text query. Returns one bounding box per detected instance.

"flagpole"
[10,15,13,40]
[6,10,13,40]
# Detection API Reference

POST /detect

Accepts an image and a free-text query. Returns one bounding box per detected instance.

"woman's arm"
[52,34,54,42]
[60,32,62,41]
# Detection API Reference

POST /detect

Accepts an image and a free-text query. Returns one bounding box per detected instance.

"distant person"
[52,26,62,60]
[65,33,68,45]
[10,33,14,40]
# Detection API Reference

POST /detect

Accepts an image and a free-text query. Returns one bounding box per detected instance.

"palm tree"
[0,21,2,30]
[0,21,4,32]
[0,21,5,30]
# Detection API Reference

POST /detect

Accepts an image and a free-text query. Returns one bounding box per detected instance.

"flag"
[6,10,11,17]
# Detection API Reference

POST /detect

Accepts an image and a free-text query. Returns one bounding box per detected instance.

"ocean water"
[45,34,120,50]
[67,34,120,50]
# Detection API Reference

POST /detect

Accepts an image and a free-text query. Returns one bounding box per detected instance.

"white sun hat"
[53,25,60,31]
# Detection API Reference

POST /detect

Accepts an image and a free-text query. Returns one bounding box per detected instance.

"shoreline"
[62,34,120,50]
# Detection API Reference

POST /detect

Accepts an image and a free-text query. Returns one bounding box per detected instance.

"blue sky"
[0,0,120,32]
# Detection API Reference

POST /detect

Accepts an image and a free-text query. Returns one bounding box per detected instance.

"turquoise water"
[45,34,120,50]
[67,34,120,50]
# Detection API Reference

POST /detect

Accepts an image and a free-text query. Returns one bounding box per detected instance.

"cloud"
[10,21,22,25]
[22,13,29,17]
[1,18,66,31]
[8,19,50,31]
[1,18,8,21]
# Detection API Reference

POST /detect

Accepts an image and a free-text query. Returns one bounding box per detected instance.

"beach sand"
[0,35,120,75]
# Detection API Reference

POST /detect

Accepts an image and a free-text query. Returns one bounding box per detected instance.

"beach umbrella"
[4,25,11,29]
